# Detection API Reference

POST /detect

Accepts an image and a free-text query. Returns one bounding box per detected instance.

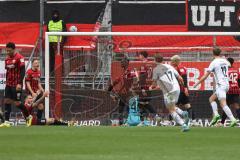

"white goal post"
[44,31,240,119]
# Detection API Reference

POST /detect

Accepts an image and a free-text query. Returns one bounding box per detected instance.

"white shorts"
[215,85,229,100]
[163,90,180,108]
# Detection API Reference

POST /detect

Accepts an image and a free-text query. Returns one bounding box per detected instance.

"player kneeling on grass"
[150,54,189,132]
[193,48,237,127]
[24,91,68,126]
[125,87,151,126]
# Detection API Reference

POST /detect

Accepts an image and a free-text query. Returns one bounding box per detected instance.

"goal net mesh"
[45,32,240,125]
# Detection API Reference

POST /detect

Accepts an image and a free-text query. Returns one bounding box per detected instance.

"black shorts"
[226,94,240,105]
[4,85,22,101]
[176,91,190,105]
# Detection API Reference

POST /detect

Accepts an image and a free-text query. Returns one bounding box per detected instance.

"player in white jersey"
[150,54,190,132]
[193,48,237,127]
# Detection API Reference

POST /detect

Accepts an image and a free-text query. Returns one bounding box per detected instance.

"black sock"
[4,104,11,121]
[187,107,195,120]
[236,108,240,120]
[17,103,29,118]
[51,120,67,126]
[221,112,227,124]
[0,111,4,123]
[37,109,43,123]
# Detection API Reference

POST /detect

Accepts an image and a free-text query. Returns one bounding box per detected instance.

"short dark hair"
[154,53,163,63]
[121,56,129,67]
[213,47,221,56]
[227,57,234,66]
[32,58,39,63]
[139,51,148,58]
[6,42,15,49]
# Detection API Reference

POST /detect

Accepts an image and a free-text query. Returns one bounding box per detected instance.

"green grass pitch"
[0,126,239,160]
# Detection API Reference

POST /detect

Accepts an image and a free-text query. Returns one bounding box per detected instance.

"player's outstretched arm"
[193,71,211,88]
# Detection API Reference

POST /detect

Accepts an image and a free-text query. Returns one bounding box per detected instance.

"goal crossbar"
[46,32,240,36]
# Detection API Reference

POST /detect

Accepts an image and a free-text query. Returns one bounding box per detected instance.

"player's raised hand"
[44,91,49,97]
[32,92,37,98]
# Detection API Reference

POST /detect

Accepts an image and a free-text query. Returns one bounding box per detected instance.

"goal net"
[44,32,240,126]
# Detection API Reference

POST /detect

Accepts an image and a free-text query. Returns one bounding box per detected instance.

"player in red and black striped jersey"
[24,91,68,126]
[0,42,32,127]
[108,56,137,125]
[221,57,240,124]
[25,59,45,124]
[136,51,157,122]
[171,55,196,123]
[26,59,44,96]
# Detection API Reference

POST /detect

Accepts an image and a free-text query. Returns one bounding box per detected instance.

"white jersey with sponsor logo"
[152,63,180,94]
[207,58,230,87]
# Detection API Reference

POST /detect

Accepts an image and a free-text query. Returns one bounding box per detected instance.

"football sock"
[210,101,219,116]
[187,107,195,120]
[223,105,235,121]
[37,109,43,122]
[175,107,184,116]
[236,108,240,120]
[171,111,184,126]
[221,112,227,124]
[0,111,4,122]
[4,104,11,121]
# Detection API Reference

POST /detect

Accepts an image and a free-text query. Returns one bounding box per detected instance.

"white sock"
[171,112,184,126]
[210,101,219,116]
[175,107,184,116]
[223,106,236,121]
